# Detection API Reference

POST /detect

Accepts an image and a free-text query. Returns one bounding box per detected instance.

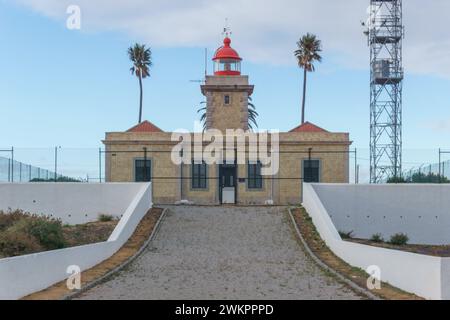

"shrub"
[389,233,409,246]
[0,226,44,257]
[0,209,28,231]
[339,230,354,239]
[98,214,114,222]
[370,233,384,243]
[28,218,66,250]
[387,176,406,184]
[0,211,66,256]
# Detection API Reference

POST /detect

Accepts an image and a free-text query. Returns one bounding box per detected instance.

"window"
[224,95,230,105]
[303,159,320,183]
[192,161,207,189]
[248,161,263,189]
[135,159,151,182]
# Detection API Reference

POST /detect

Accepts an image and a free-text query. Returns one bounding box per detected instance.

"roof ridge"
[290,121,328,133]
[127,120,163,133]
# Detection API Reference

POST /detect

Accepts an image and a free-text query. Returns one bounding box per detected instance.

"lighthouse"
[201,35,254,132]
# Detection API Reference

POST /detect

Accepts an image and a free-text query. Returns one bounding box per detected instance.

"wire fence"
[0,147,100,183]
[0,156,60,182]
[1,147,450,184]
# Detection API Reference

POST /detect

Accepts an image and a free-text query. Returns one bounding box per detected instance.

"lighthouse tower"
[201,35,254,132]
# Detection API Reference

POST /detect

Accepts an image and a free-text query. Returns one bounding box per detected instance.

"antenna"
[366,0,404,183]
[189,48,208,84]
[204,48,208,78]
[223,18,232,38]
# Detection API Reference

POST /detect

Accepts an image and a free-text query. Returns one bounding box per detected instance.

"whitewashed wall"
[312,184,450,245]
[0,183,152,300]
[302,183,447,300]
[0,183,147,224]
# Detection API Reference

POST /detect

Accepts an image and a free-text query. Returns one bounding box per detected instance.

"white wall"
[302,183,445,300]
[0,183,152,300]
[0,183,147,224]
[312,184,450,245]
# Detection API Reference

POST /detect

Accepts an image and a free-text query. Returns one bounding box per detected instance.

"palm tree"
[196,101,207,131]
[294,33,322,124]
[247,97,259,130]
[128,43,152,123]
[197,98,258,131]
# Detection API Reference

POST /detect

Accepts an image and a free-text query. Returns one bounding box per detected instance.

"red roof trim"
[126,120,163,133]
[289,122,329,133]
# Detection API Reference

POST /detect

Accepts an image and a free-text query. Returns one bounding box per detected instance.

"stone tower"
[201,37,254,132]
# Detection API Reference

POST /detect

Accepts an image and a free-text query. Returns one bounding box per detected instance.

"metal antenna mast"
[364,0,404,183]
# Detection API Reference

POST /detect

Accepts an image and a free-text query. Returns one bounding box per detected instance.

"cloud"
[424,118,450,133]
[11,0,450,78]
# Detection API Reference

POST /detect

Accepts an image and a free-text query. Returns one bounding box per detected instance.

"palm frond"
[294,33,322,72]
[128,43,153,79]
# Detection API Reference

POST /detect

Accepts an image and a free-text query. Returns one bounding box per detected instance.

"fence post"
[439,148,441,184]
[7,158,10,182]
[11,147,14,183]
[54,146,58,182]
[99,148,102,183]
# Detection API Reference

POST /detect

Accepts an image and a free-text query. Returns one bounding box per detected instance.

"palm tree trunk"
[301,67,307,124]
[138,74,143,123]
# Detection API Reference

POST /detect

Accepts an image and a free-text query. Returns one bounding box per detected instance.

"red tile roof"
[127,120,163,133]
[289,121,328,133]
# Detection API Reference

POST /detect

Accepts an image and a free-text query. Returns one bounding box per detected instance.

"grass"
[0,209,118,259]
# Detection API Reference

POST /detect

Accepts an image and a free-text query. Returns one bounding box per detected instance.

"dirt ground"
[63,220,118,247]
[348,238,450,257]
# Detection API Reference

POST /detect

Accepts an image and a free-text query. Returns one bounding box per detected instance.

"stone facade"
[103,130,350,205]
[201,75,254,132]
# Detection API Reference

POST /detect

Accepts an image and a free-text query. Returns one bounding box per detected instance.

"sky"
[1,0,450,180]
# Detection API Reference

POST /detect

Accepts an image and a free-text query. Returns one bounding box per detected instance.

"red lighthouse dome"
[213,37,242,76]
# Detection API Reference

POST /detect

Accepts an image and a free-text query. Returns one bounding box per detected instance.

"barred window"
[303,159,320,183]
[224,95,230,105]
[192,161,207,189]
[135,159,151,182]
[248,161,263,189]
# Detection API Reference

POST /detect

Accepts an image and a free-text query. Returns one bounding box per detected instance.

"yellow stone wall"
[103,131,351,205]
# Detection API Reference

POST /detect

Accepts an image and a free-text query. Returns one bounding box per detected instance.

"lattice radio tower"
[364,0,404,183]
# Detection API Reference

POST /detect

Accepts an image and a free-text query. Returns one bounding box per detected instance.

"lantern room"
[212,37,242,76]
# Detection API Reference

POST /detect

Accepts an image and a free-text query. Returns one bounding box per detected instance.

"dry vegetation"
[348,238,450,257]
[0,209,118,259]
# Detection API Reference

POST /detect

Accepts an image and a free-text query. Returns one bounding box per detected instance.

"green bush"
[28,219,66,250]
[98,214,114,222]
[339,230,354,239]
[370,233,384,243]
[387,176,407,183]
[389,233,409,245]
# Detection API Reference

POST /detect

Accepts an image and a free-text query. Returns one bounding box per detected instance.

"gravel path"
[78,206,361,300]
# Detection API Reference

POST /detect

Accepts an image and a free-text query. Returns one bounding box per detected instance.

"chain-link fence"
[0,147,103,183]
[2,147,450,184]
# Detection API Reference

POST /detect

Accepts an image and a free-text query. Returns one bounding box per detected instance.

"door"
[219,164,236,204]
